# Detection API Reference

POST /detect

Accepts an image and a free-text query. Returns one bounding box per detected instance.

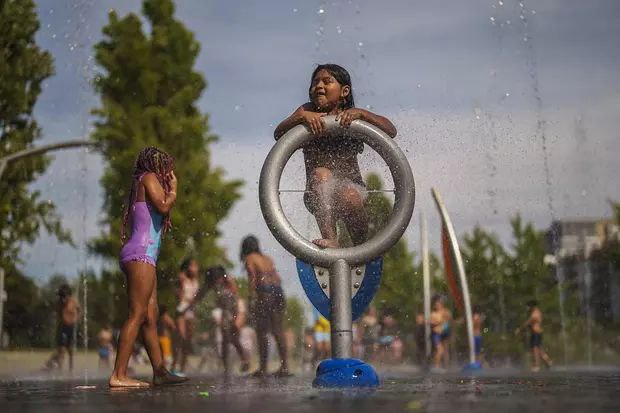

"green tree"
[0,0,71,271]
[365,173,421,331]
[462,225,510,332]
[91,0,242,300]
[0,0,72,346]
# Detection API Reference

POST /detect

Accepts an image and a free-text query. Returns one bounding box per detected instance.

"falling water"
[517,0,568,365]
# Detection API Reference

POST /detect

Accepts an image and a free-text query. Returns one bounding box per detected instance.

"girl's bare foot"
[109,375,150,388]
[313,238,339,248]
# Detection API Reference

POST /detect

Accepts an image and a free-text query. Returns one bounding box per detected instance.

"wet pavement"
[1,369,619,412]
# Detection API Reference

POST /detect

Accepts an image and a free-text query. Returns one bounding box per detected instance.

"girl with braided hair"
[110,147,187,388]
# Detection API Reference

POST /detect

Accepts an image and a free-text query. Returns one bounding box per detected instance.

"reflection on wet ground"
[1,370,619,412]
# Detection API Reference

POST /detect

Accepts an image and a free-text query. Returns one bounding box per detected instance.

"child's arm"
[142,172,177,214]
[337,108,397,138]
[274,103,326,139]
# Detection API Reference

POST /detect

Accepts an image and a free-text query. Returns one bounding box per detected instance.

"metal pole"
[431,188,476,365]
[421,213,431,358]
[0,268,5,349]
[0,139,97,180]
[330,259,352,358]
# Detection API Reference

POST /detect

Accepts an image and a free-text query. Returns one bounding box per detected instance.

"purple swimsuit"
[120,176,164,268]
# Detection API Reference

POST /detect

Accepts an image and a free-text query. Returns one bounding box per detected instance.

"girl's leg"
[110,261,155,387]
[140,277,164,372]
[338,183,368,246]
[221,326,231,373]
[172,316,186,371]
[269,303,290,374]
[180,317,195,371]
[254,297,269,375]
[308,167,339,248]
[532,347,540,371]
[540,348,552,367]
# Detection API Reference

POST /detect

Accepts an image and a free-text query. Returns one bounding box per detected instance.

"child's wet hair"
[122,146,174,241]
[309,63,355,109]
[240,235,261,261]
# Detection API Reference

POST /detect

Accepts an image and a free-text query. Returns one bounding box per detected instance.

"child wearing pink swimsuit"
[120,173,164,268]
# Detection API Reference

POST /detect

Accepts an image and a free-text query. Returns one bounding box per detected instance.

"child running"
[241,235,290,377]
[44,284,80,372]
[515,299,553,372]
[274,64,397,248]
[109,147,186,388]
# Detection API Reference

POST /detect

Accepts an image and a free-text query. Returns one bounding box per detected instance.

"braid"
[121,147,174,242]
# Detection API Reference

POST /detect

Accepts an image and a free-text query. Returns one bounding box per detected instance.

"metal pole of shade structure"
[421,213,431,358]
[0,268,5,349]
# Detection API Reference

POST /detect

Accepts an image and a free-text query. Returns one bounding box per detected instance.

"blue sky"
[21,0,620,298]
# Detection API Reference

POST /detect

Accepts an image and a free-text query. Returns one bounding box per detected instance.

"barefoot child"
[241,235,290,377]
[157,305,176,369]
[274,64,397,248]
[109,147,186,388]
[205,266,251,374]
[515,299,553,372]
[97,324,114,370]
[45,284,80,371]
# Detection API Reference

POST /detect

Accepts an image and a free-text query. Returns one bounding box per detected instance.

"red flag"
[441,224,464,313]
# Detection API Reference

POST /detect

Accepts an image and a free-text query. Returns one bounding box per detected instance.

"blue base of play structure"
[462,361,483,373]
[313,358,379,388]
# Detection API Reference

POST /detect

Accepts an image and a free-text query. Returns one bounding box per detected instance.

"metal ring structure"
[259,116,415,268]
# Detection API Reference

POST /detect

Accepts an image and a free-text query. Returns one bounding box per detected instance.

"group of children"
[42,63,554,386]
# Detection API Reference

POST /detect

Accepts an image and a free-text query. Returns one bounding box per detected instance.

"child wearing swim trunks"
[205,266,251,374]
[241,235,290,377]
[515,299,553,372]
[109,147,187,388]
[44,284,80,371]
[274,64,397,248]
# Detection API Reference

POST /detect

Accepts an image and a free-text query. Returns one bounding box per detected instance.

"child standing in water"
[109,147,186,388]
[241,235,290,377]
[172,257,200,374]
[515,299,553,372]
[274,64,397,248]
[45,284,80,371]
[205,266,251,374]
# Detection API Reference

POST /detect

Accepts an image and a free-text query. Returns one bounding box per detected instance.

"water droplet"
[292,8,298,13]
[520,14,525,20]
[417,84,422,88]
[519,2,524,7]
[531,9,536,15]
[498,0,504,5]
[506,19,511,25]
[318,8,325,14]
[336,25,342,34]
[490,16,496,22]
[234,104,242,111]
[51,34,57,39]
[358,41,364,47]
[505,92,511,97]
